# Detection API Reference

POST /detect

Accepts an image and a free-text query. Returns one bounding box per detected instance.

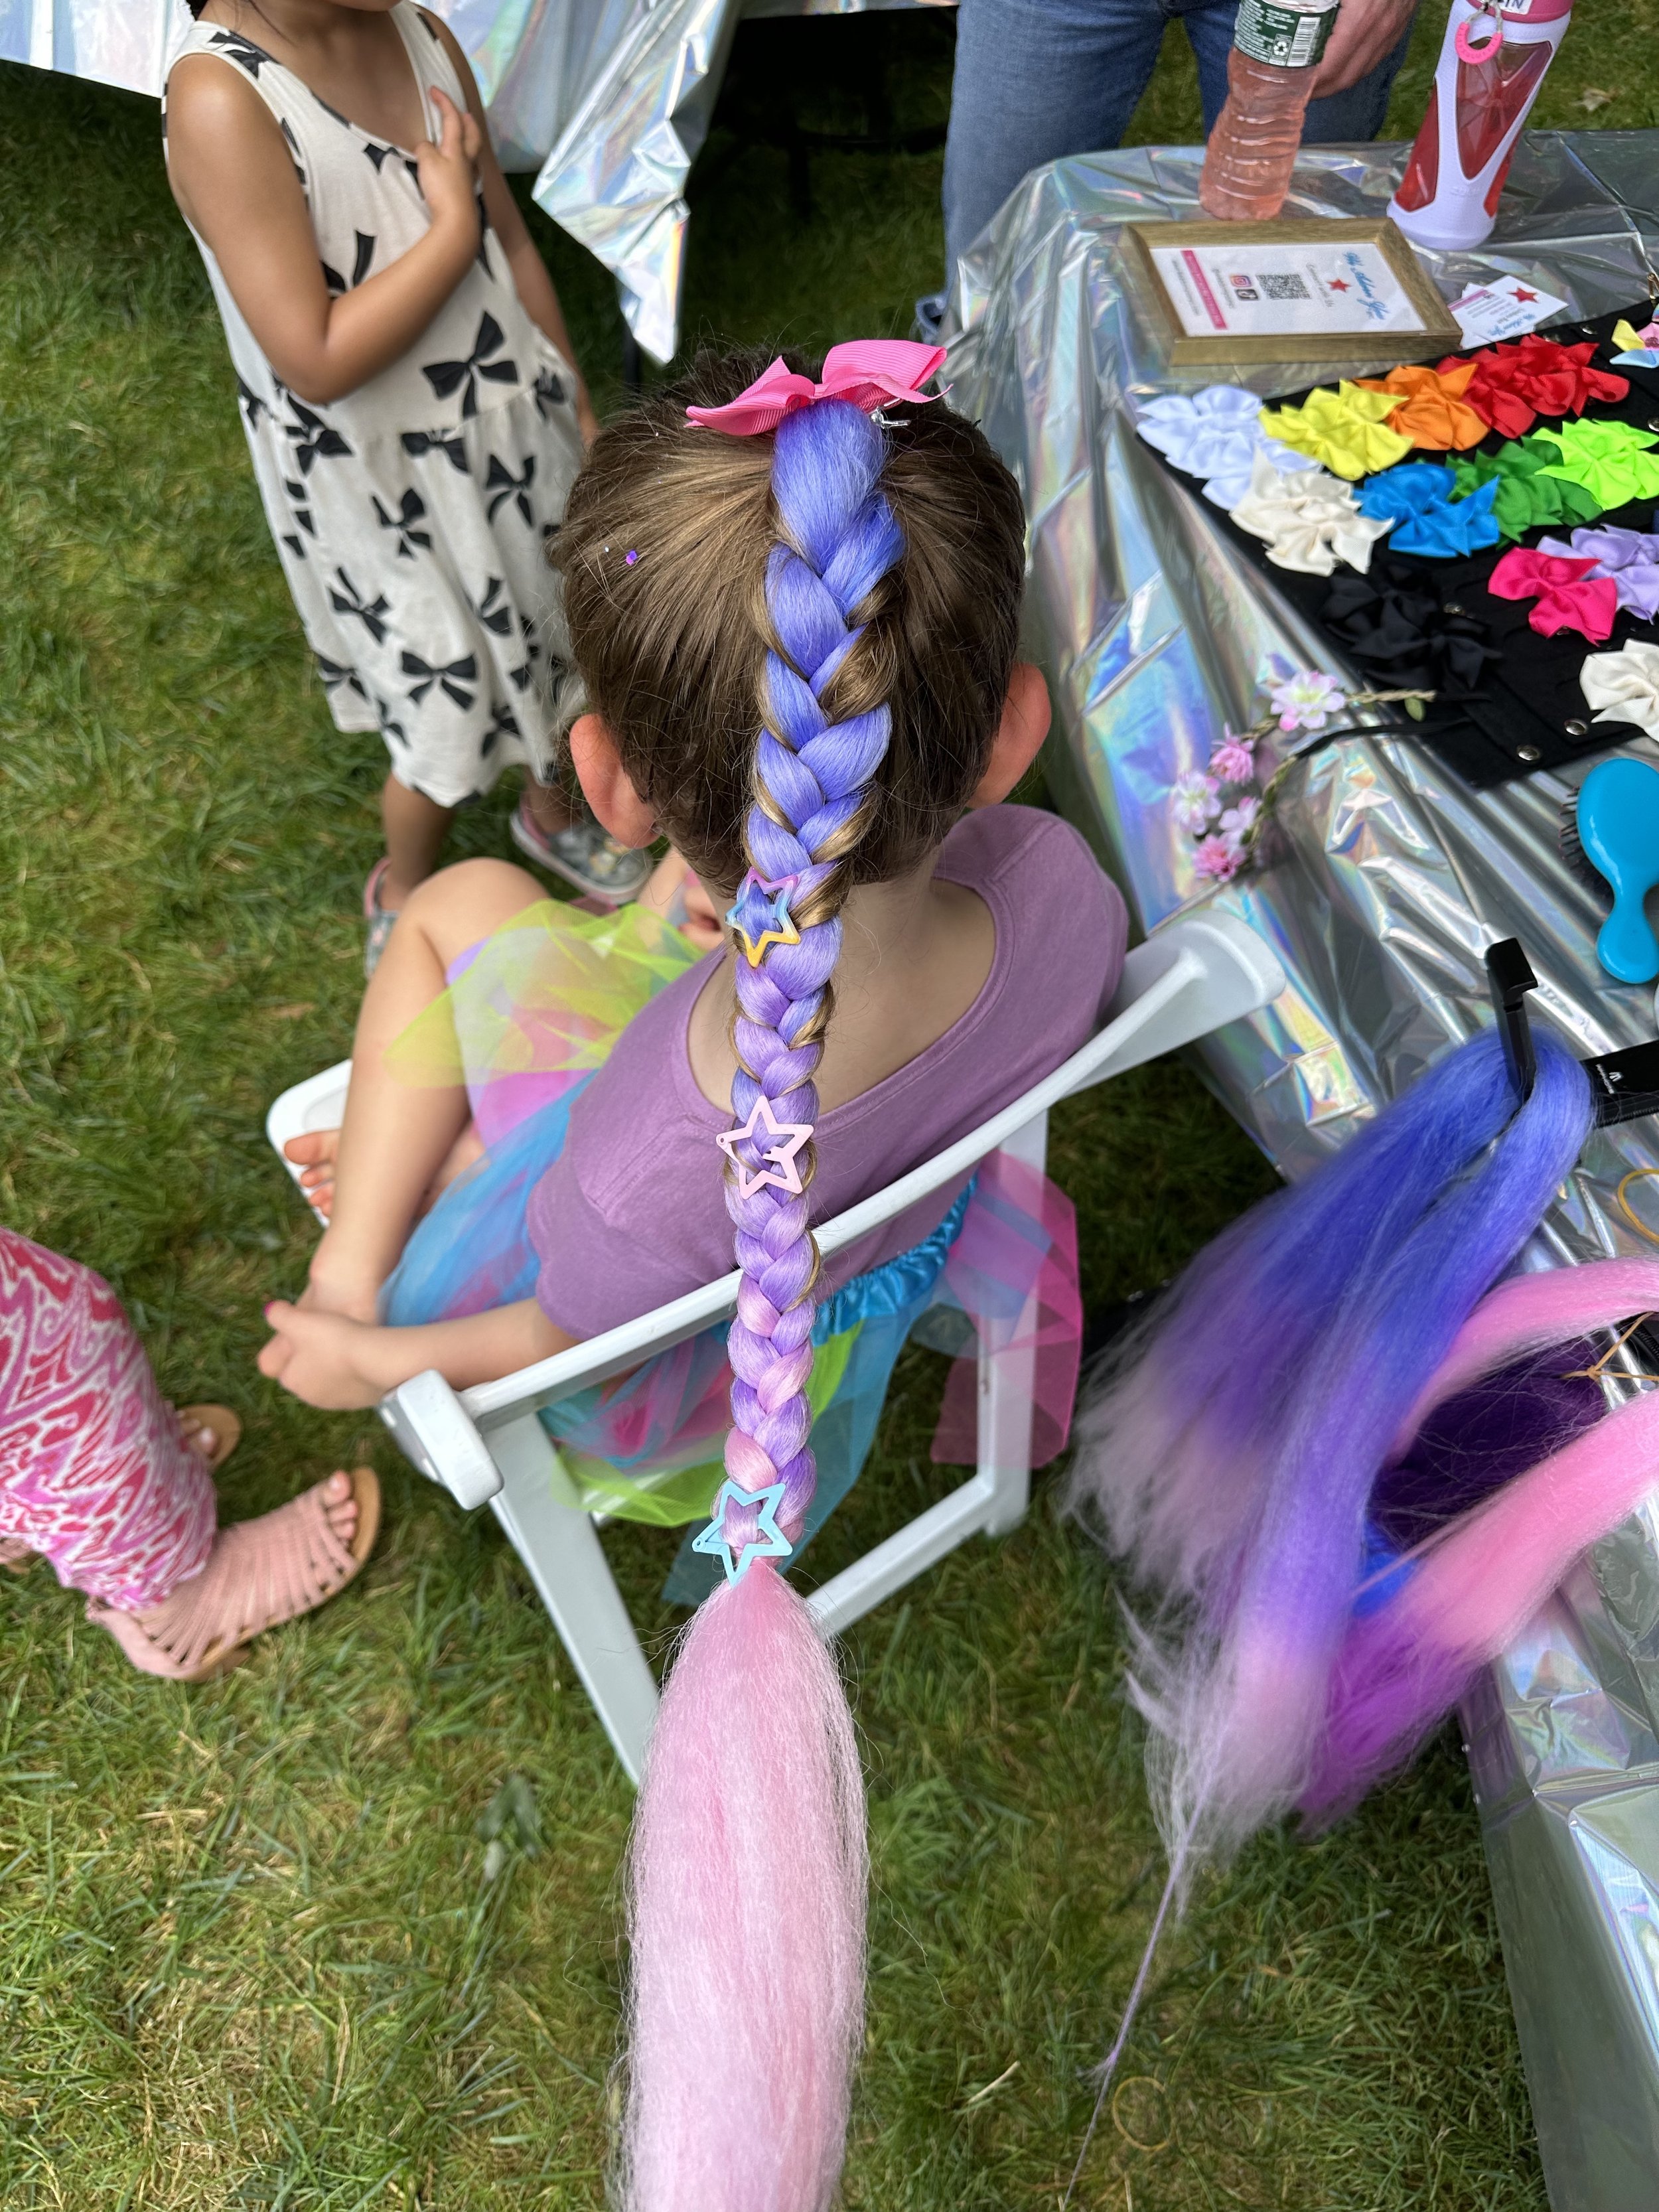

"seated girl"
[257,346,1129,1433]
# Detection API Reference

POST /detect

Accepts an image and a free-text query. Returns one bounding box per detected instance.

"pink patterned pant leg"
[0,1229,217,1610]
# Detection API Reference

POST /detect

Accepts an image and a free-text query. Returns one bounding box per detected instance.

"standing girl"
[164,0,648,967]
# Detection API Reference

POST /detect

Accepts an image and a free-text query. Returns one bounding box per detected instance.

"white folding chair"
[267,911,1284,1780]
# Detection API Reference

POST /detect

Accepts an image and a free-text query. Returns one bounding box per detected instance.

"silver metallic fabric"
[532,0,950,363]
[944,133,1659,2212]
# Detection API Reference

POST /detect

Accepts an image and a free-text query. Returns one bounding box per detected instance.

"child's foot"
[87,1467,380,1681]
[510,797,650,907]
[283,1123,484,1226]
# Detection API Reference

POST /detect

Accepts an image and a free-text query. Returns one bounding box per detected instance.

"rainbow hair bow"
[685,340,946,435]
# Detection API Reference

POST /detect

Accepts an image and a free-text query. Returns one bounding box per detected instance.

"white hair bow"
[1228,452,1392,577]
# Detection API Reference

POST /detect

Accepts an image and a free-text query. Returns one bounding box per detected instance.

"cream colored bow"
[1228,453,1392,577]
[1581,640,1659,739]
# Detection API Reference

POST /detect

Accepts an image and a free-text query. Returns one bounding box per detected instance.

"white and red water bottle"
[1199,0,1342,221]
[1389,0,1573,252]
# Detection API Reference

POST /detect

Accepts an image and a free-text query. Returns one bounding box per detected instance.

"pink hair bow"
[1487,546,1619,644]
[685,340,946,435]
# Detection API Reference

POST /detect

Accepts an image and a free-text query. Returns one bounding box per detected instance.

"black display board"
[1145,303,1659,787]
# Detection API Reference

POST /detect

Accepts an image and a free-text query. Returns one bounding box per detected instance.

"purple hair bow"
[1537,522,1659,623]
[685,340,946,435]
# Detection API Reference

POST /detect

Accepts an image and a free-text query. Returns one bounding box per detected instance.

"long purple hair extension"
[1068,1025,1594,1860]
[1060,1031,1601,2199]
[619,399,902,2212]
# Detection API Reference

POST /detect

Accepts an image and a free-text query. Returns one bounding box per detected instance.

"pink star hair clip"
[716,1095,813,1200]
[725,869,801,966]
[685,339,946,437]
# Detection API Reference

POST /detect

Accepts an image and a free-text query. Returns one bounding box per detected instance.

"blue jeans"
[941,0,1418,279]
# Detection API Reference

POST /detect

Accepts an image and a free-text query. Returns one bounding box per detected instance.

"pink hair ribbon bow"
[1487,546,1619,644]
[685,340,946,435]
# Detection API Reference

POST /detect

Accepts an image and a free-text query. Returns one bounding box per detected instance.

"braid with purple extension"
[720,400,904,1555]
[619,398,904,2212]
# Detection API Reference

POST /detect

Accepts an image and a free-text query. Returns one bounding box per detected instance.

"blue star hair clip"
[725,869,801,967]
[691,1477,794,1584]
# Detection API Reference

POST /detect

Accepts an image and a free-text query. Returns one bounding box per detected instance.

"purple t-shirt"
[528,805,1128,1339]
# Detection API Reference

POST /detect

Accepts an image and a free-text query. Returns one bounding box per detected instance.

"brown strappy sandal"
[86,1465,381,1682]
[3,1402,244,1577]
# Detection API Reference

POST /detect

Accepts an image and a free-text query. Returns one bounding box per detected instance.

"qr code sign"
[1260,272,1309,300]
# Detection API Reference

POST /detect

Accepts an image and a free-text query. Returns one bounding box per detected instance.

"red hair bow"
[685,340,947,436]
[1445,336,1630,441]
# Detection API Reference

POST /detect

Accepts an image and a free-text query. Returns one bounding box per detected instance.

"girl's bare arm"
[422,9,602,446]
[258,1295,575,1410]
[166,58,482,406]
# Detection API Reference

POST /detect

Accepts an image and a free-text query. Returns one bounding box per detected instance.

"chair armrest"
[381,1367,504,1508]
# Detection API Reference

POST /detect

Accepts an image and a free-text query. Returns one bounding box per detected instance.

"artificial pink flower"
[1208,731,1257,784]
[1192,833,1244,882]
[1269,669,1345,733]
[1220,796,1260,839]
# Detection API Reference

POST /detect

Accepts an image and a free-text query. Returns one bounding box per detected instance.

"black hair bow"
[1320,560,1501,699]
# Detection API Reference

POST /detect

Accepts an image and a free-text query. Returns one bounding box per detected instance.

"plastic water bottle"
[1389,0,1573,252]
[1199,0,1342,222]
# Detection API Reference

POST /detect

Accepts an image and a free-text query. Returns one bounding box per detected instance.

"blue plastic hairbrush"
[1563,758,1659,984]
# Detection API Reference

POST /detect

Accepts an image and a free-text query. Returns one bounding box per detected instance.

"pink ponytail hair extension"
[1305,1381,1659,1822]
[620,1564,867,2212]
[1388,1254,1659,1461]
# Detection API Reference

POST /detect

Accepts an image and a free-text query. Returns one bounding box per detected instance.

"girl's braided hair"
[557,355,1027,2212]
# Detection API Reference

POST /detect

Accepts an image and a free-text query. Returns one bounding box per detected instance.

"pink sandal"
[88,1465,381,1682]
[3,1401,242,1576]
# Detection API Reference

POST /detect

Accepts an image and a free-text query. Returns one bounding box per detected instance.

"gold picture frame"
[1121,216,1463,368]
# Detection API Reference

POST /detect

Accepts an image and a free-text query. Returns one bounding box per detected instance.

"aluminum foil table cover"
[943,133,1659,2212]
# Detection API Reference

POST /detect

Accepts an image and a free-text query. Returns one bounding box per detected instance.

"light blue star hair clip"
[691,1477,794,1584]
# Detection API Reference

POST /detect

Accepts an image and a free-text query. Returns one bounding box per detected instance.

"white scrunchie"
[1227,451,1392,577]
[1137,386,1302,509]
[1581,640,1659,738]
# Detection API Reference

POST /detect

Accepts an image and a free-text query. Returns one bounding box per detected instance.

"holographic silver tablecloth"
[944,133,1659,2212]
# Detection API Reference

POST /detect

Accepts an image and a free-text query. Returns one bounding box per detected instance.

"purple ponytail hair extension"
[620,400,902,2212]
[1068,1025,1594,1862]
[1304,1256,1659,1822]
[1062,1033,1599,2198]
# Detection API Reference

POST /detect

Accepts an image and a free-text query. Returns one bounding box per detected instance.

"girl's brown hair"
[553,347,1027,894]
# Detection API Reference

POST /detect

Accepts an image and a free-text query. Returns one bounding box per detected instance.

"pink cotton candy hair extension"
[620,1564,867,2212]
[1305,1381,1659,1822]
[1388,1253,1659,1461]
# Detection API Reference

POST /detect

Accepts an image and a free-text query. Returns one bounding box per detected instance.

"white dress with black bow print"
[164,3,583,808]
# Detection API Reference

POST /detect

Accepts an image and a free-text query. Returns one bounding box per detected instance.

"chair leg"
[485,1413,660,1785]
[978,1116,1047,1538]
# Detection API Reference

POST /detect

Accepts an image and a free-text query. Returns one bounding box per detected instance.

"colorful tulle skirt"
[380,899,1086,1600]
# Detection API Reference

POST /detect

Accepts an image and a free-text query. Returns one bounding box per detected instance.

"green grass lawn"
[2,10,1651,2205]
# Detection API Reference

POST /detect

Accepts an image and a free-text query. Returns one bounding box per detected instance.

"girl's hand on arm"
[166,62,480,406]
[257,1296,573,1410]
[421,9,602,445]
